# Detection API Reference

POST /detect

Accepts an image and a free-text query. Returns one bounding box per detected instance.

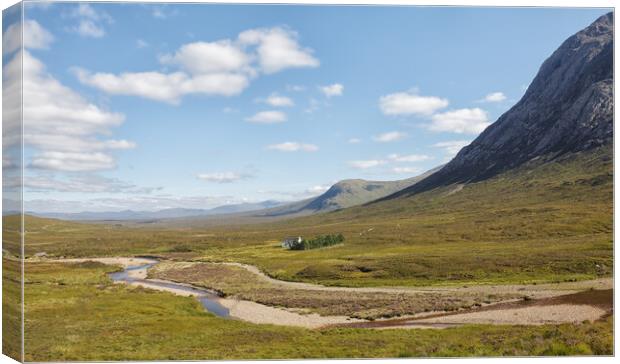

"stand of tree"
[289,234,344,250]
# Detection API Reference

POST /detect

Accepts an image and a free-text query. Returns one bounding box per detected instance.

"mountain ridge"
[30,166,441,222]
[32,200,284,221]
[384,12,613,200]
[253,166,442,217]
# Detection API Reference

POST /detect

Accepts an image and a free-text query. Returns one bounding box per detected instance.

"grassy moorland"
[22,147,612,288]
[14,147,614,359]
[3,214,23,361]
[23,261,612,361]
[2,257,22,361]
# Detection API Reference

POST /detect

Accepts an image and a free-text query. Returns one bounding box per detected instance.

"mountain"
[387,12,613,199]
[255,166,441,217]
[32,166,441,223]
[32,200,284,221]
[205,200,283,215]
[109,166,445,228]
[254,14,614,283]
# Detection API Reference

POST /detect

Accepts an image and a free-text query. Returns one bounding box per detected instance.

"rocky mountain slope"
[388,12,613,199]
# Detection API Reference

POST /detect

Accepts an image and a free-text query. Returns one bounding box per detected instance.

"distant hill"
[143,166,443,227]
[32,200,284,221]
[29,167,441,223]
[385,12,613,200]
[254,166,441,217]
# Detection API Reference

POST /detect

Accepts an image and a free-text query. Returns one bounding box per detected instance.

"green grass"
[21,147,612,287]
[24,261,613,360]
[2,257,22,361]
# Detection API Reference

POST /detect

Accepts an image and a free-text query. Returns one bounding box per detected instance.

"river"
[108,261,231,318]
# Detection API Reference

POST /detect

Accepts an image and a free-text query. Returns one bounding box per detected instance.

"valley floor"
[42,256,613,329]
[17,258,613,361]
[5,147,612,359]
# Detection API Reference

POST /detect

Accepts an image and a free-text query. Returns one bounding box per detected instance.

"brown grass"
[150,262,518,319]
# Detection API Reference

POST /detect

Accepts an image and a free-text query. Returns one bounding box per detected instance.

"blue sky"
[5,2,610,212]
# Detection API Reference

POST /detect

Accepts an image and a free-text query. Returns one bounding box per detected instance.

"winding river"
[55,256,612,329]
[108,261,231,318]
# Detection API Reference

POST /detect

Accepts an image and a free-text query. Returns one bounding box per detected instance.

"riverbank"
[24,259,613,360]
[48,257,613,329]
[52,257,361,328]
[150,259,613,323]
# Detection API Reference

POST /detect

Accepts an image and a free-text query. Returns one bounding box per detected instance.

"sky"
[2,2,610,212]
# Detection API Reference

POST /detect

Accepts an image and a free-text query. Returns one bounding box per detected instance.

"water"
[109,262,230,318]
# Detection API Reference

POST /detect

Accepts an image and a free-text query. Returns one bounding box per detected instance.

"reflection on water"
[109,263,230,318]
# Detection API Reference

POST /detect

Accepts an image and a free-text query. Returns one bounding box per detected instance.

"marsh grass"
[23,262,613,360]
[150,262,517,319]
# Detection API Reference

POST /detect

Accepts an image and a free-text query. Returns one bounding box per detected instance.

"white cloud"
[245,110,287,124]
[433,140,471,157]
[222,107,238,113]
[3,19,54,55]
[392,166,421,174]
[6,50,130,172]
[71,3,106,20]
[480,92,506,102]
[136,39,149,48]
[160,40,251,74]
[31,151,115,172]
[258,183,333,200]
[387,153,431,162]
[306,185,330,195]
[348,160,386,169]
[348,138,361,144]
[25,195,243,213]
[197,172,252,183]
[152,7,167,19]
[379,91,448,116]
[286,84,305,92]
[348,153,430,172]
[2,25,23,175]
[267,142,318,152]
[429,108,490,134]
[320,83,343,97]
[304,98,320,113]
[262,94,294,107]
[25,134,135,154]
[66,4,113,38]
[373,131,407,143]
[75,26,318,104]
[3,156,16,169]
[238,27,319,74]
[73,20,105,38]
[74,68,250,104]
[151,5,178,20]
[24,174,159,194]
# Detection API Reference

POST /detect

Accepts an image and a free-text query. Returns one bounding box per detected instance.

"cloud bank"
[75,26,319,104]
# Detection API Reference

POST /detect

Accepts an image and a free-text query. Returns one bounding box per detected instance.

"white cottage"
[281,236,303,249]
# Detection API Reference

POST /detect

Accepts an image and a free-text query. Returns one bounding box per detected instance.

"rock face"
[389,12,613,198]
